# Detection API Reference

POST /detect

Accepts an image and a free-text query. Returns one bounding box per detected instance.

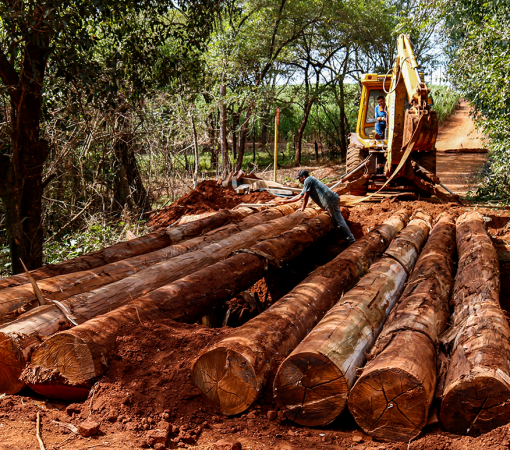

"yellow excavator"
[341,34,458,202]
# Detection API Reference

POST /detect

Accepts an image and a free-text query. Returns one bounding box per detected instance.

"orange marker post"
[274,107,280,182]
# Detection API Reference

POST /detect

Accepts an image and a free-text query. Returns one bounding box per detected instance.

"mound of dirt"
[148,180,275,228]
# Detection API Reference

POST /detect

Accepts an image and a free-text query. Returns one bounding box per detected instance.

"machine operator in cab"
[273,169,356,244]
[374,95,388,139]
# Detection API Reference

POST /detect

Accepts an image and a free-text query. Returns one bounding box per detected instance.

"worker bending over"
[275,169,356,244]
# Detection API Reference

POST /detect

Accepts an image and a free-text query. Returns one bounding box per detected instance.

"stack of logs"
[0,199,506,442]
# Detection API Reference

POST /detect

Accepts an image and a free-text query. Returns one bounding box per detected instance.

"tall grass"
[430,85,461,124]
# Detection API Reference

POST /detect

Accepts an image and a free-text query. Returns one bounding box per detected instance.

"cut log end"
[28,333,103,386]
[349,367,428,442]
[191,347,259,416]
[273,352,348,426]
[0,333,27,394]
[440,370,510,436]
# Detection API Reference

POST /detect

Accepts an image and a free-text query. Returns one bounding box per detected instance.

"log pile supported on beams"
[0,208,251,291]
[348,213,456,442]
[0,206,299,319]
[22,213,337,401]
[191,210,410,416]
[439,212,510,436]
[0,204,313,395]
[273,212,432,427]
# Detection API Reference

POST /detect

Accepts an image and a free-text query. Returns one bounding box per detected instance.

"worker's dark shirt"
[300,176,339,209]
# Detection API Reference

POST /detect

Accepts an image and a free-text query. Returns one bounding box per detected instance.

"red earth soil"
[1,201,509,450]
[147,181,275,228]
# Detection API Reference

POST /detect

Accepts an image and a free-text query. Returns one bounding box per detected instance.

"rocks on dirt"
[65,403,81,416]
[77,419,100,437]
[212,438,242,450]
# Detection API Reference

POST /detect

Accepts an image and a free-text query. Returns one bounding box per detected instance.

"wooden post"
[0,205,311,395]
[22,213,336,401]
[274,108,280,182]
[439,212,510,435]
[273,212,432,426]
[192,210,409,415]
[348,213,456,441]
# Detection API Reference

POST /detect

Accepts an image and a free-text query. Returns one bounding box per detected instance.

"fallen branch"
[36,412,46,450]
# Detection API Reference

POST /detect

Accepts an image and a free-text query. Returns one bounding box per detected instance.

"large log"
[439,212,510,435]
[0,206,293,319]
[22,213,337,401]
[348,213,456,442]
[0,205,311,395]
[0,208,250,291]
[191,210,410,416]
[273,212,432,426]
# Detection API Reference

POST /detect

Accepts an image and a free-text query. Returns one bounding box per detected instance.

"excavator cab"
[345,35,443,197]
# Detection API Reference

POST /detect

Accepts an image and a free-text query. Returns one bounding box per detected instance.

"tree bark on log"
[439,211,510,436]
[22,213,337,401]
[348,213,456,442]
[0,204,310,395]
[0,208,249,292]
[0,207,290,319]
[192,210,410,416]
[273,212,432,426]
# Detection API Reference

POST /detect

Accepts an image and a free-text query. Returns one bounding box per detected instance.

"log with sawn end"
[22,213,337,401]
[273,212,432,427]
[0,205,313,395]
[0,206,299,320]
[440,212,510,435]
[191,210,410,416]
[0,208,251,292]
[348,213,456,442]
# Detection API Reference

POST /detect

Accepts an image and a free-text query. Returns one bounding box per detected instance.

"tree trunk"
[192,211,409,416]
[113,108,150,211]
[219,85,230,178]
[348,213,456,442]
[0,204,309,395]
[273,213,432,426]
[439,211,510,436]
[338,80,348,159]
[314,140,319,162]
[23,213,336,400]
[235,104,254,172]
[0,24,51,274]
[0,208,248,292]
[191,112,200,188]
[0,206,285,319]
[232,110,239,160]
[294,99,315,166]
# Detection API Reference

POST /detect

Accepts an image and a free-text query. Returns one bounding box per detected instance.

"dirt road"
[436,101,488,195]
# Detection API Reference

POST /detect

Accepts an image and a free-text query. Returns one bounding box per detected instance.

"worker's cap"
[296,169,309,179]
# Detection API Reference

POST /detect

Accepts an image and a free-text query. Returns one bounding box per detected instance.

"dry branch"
[191,210,409,416]
[273,212,432,426]
[0,204,308,395]
[23,213,336,400]
[348,213,456,441]
[439,212,510,435]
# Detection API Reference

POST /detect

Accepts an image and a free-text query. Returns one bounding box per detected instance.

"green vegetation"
[429,85,461,125]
